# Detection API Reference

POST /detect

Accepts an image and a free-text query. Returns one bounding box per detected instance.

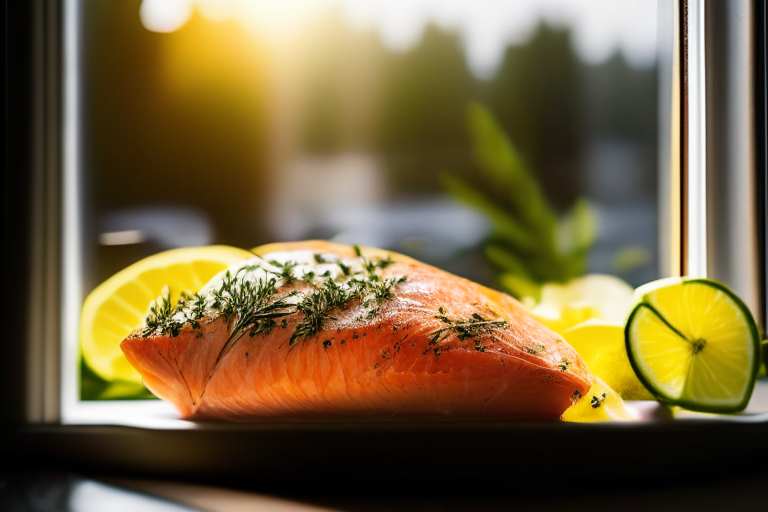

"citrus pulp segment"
[529,274,635,335]
[563,319,652,399]
[80,245,254,386]
[625,278,760,413]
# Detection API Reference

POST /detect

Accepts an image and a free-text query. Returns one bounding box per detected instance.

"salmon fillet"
[120,241,592,420]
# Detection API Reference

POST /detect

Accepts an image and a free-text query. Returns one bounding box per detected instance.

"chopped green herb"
[300,270,316,283]
[213,273,296,364]
[279,261,298,284]
[591,393,607,408]
[337,261,351,276]
[138,252,407,362]
[140,287,192,338]
[289,277,356,345]
[426,306,507,352]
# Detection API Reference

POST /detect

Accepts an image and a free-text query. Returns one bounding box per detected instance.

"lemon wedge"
[562,377,638,422]
[563,319,653,400]
[80,245,254,390]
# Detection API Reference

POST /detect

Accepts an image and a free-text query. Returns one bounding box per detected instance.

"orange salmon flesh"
[120,241,592,420]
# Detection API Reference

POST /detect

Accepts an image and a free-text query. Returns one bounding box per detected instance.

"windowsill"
[59,379,768,429]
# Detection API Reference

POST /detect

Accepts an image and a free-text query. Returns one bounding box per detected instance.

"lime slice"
[625,277,760,413]
[80,245,254,388]
[563,320,653,400]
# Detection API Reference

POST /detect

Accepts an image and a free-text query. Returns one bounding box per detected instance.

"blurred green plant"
[442,102,596,299]
[80,357,155,401]
[612,246,652,275]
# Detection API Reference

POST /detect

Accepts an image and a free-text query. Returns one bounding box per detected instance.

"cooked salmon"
[120,241,592,420]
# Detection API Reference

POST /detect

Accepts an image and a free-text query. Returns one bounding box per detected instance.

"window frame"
[5,0,768,482]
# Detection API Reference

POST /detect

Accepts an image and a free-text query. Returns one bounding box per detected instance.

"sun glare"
[140,0,193,33]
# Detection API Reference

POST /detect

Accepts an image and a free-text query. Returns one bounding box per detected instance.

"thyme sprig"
[427,306,507,352]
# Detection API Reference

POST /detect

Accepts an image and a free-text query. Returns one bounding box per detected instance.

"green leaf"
[467,101,520,188]
[555,198,596,279]
[467,102,558,236]
[484,244,533,278]
[612,246,652,274]
[442,103,598,288]
[80,357,156,400]
[499,272,541,301]
[557,197,596,255]
[441,174,540,253]
[97,380,156,400]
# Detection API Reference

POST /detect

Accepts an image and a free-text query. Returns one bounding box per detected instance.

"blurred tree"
[584,50,658,196]
[485,23,584,211]
[373,24,476,194]
[85,0,270,249]
[375,24,474,151]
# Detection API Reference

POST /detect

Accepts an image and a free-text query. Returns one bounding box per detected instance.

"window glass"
[81,0,659,399]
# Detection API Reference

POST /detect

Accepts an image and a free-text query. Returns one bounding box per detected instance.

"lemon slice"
[80,245,254,388]
[562,377,638,422]
[563,320,653,400]
[625,277,760,413]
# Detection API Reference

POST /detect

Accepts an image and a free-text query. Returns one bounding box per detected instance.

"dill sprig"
[290,277,357,345]
[363,275,408,305]
[354,275,409,321]
[138,251,408,357]
[140,287,210,338]
[210,270,297,363]
[427,306,507,352]
[290,269,407,345]
[260,259,299,285]
[141,287,180,338]
[177,291,207,329]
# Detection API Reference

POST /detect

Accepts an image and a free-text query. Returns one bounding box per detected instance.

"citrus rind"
[80,245,254,385]
[625,278,760,413]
